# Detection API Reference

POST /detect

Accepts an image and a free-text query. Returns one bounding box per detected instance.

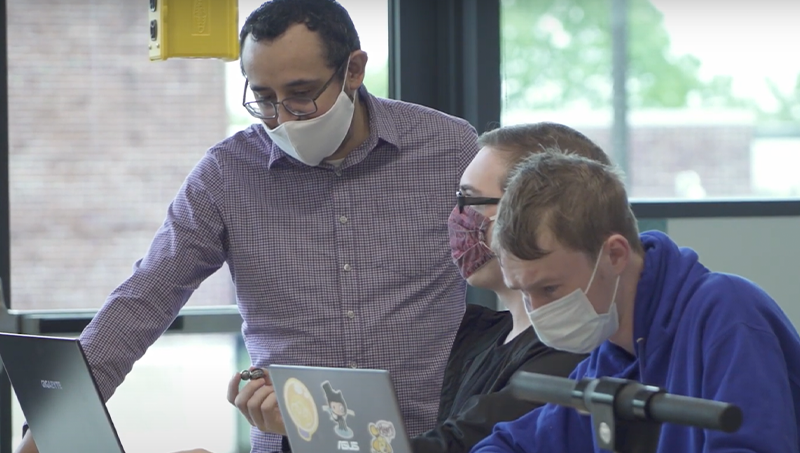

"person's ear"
[606,234,631,274]
[345,50,368,92]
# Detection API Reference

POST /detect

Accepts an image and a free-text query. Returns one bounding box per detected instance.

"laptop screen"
[0,333,125,453]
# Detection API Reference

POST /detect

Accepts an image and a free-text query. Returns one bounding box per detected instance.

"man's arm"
[78,152,228,401]
[411,351,586,453]
[469,401,593,453]
[17,153,229,452]
[411,385,534,453]
[701,322,799,452]
[469,354,596,453]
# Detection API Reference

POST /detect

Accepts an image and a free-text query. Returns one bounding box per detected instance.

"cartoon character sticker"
[282,377,319,441]
[368,420,396,453]
[321,380,356,439]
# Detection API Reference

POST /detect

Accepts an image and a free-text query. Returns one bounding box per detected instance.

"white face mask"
[526,249,621,354]
[263,64,356,167]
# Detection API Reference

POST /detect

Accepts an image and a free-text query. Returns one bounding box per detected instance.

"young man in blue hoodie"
[472,150,800,453]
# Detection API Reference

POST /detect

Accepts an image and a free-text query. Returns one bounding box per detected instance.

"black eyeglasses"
[456,190,500,213]
[242,60,347,120]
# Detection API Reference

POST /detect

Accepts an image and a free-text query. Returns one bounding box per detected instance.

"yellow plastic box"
[148,0,239,61]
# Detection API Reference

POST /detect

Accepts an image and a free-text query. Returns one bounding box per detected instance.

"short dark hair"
[492,149,644,261]
[477,122,611,189]
[239,0,361,70]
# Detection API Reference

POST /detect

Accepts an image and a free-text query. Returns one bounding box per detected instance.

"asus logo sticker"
[40,380,62,390]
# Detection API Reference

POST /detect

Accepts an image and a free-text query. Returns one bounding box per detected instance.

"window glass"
[8,0,389,310]
[500,0,800,200]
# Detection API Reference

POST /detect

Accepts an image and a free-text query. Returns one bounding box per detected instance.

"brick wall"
[8,0,234,309]
[582,125,754,199]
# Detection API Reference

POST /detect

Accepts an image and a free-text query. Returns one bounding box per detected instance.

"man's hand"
[13,431,39,453]
[228,368,286,435]
[171,450,214,453]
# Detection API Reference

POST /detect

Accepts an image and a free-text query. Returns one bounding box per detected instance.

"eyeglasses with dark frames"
[456,190,501,213]
[242,59,348,120]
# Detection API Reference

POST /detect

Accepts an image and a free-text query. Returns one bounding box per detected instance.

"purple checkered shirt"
[75,87,478,452]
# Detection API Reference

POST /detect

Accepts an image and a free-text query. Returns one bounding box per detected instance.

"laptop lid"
[269,365,412,453]
[0,333,125,453]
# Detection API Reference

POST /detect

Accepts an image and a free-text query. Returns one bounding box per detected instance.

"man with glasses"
[14,1,478,453]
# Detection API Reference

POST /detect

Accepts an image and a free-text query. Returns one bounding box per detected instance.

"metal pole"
[611,0,630,186]
[0,0,14,448]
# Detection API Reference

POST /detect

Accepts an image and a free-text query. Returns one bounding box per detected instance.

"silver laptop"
[0,333,126,453]
[269,365,412,453]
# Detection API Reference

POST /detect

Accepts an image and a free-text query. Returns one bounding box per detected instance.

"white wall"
[667,216,800,327]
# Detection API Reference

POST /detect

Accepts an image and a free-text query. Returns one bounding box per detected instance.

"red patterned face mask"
[447,206,496,279]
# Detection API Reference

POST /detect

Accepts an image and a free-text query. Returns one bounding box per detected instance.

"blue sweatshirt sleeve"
[470,399,595,452]
[701,321,799,452]
[470,358,597,453]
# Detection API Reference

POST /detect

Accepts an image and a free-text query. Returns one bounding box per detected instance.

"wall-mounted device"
[148,0,239,61]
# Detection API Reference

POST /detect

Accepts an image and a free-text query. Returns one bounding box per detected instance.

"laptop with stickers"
[269,365,413,453]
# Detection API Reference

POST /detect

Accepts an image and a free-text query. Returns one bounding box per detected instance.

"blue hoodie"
[472,231,800,453]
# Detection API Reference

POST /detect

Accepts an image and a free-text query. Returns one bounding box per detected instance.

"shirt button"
[343,264,352,271]
[346,310,355,319]
[339,215,348,224]
[348,361,358,369]
[334,168,343,177]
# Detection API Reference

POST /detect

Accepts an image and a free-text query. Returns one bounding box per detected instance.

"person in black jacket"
[174,122,611,453]
[409,122,611,453]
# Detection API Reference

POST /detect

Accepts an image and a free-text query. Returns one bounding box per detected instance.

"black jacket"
[410,304,588,453]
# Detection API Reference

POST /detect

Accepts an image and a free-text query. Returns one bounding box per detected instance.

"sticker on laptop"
[282,377,319,441]
[368,420,396,453]
[321,380,356,439]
